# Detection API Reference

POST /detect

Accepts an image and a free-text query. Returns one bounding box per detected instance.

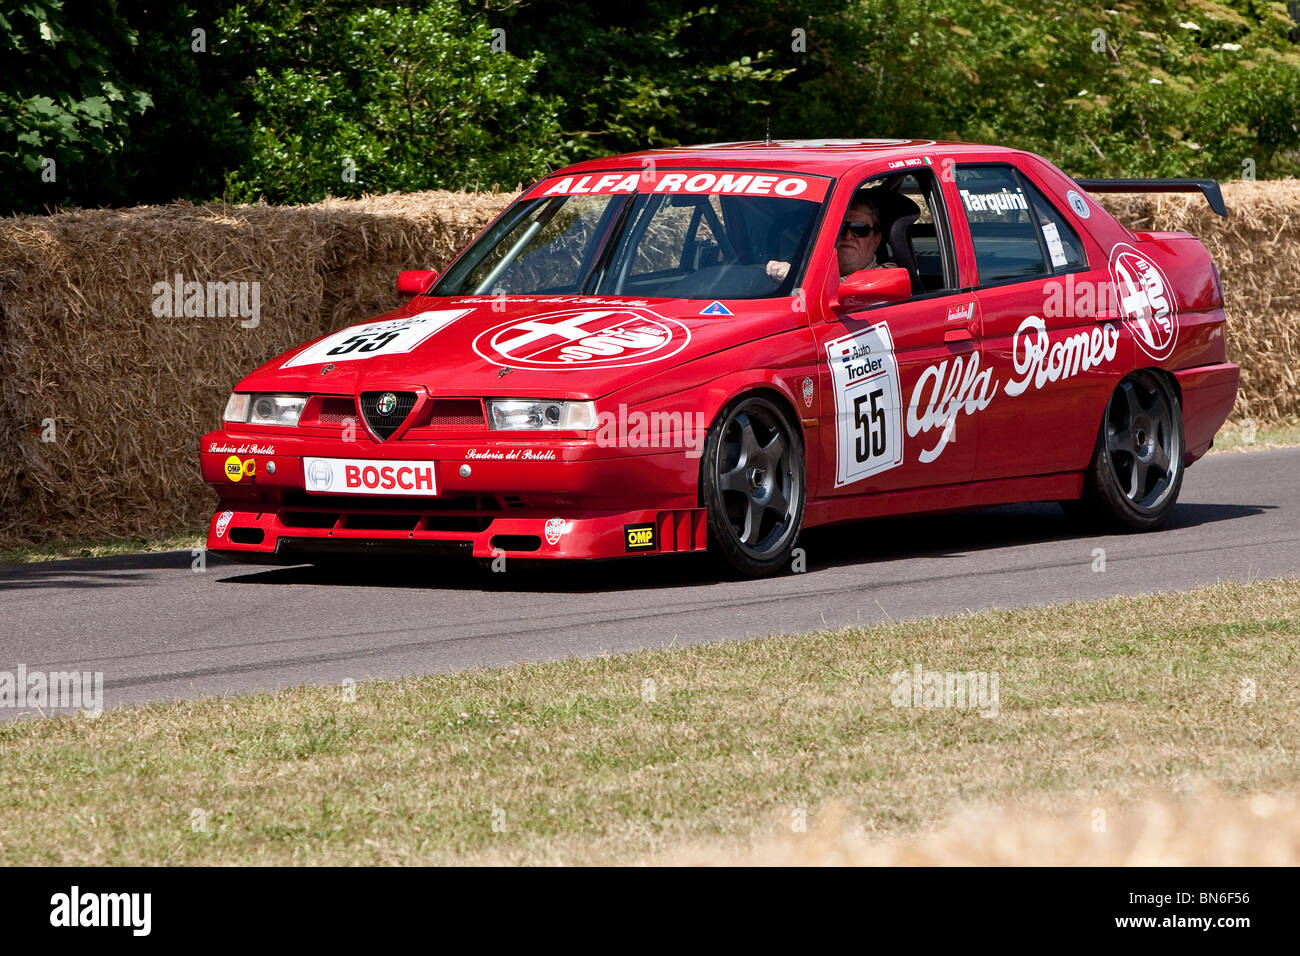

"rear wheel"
[701,393,805,576]
[1073,370,1185,530]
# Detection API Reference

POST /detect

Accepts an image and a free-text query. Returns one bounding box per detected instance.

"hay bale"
[1096,181,1300,423]
[0,191,509,548]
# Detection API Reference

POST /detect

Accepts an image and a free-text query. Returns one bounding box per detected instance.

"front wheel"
[1075,370,1185,530]
[700,393,806,576]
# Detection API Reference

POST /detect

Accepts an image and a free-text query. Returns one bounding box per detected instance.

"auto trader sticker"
[1109,243,1178,360]
[473,308,690,370]
[282,309,471,368]
[825,321,904,486]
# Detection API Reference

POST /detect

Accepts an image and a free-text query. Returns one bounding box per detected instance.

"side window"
[850,169,957,294]
[1022,180,1086,270]
[955,165,1049,285]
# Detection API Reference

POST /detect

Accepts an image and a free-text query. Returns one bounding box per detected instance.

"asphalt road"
[1,447,1296,719]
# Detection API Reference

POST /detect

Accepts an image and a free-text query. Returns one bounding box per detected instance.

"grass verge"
[0,533,204,566]
[1208,417,1300,453]
[0,578,1296,865]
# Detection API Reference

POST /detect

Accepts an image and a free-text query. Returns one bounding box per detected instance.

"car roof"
[551,139,1021,178]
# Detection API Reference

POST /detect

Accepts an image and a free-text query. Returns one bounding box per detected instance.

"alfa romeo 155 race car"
[201,139,1239,576]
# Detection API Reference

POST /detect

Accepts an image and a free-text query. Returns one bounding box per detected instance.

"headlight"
[223,393,250,423]
[487,399,597,430]
[224,393,306,426]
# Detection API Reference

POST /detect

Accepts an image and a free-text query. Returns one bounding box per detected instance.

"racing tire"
[701,392,806,577]
[1072,370,1185,531]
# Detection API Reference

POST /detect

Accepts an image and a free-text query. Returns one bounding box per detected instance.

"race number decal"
[825,322,904,486]
[282,309,470,368]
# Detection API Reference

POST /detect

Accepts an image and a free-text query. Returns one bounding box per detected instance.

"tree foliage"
[2,0,1299,213]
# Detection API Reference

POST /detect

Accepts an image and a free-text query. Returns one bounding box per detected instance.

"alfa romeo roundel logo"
[376,392,398,416]
[472,308,691,371]
[1109,243,1178,361]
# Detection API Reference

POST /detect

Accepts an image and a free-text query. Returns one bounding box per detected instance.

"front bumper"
[200,430,707,562]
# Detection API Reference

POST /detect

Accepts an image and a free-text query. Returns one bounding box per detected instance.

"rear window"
[956,164,1087,285]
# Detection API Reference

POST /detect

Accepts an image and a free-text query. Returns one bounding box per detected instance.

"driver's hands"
[766,260,791,281]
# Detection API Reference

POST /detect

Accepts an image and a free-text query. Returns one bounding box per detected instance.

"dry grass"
[671,790,1300,866]
[0,578,1295,865]
[1207,417,1300,453]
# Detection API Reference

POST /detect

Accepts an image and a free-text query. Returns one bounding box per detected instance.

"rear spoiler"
[1074,178,1228,218]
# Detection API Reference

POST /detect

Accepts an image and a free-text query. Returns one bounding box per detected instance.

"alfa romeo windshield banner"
[522,169,832,202]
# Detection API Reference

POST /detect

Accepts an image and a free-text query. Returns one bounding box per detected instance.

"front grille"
[316,397,358,425]
[360,391,417,440]
[424,399,486,431]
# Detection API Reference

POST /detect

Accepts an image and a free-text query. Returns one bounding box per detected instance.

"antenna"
[765,117,771,146]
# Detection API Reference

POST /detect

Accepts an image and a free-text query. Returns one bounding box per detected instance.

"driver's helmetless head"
[836,198,883,276]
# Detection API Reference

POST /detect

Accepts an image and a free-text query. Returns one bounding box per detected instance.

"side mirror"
[397,269,438,296]
[834,267,911,310]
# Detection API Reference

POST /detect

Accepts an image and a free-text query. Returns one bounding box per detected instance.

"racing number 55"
[854,388,887,462]
[327,330,401,356]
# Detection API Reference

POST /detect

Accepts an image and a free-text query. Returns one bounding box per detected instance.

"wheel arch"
[695,382,806,507]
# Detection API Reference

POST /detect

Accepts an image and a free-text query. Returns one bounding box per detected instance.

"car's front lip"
[200,426,703,561]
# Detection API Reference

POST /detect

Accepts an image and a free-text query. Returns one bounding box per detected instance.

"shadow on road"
[209,500,1274,593]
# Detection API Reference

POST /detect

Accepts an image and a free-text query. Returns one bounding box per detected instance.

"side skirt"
[804,472,1084,529]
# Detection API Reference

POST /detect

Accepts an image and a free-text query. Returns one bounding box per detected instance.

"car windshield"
[432,171,828,300]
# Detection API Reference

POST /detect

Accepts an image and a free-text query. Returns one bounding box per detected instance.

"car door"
[811,167,981,498]
[951,162,1129,480]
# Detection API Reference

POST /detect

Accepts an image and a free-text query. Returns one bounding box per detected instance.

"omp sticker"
[624,523,656,551]
[473,308,690,370]
[1109,243,1178,360]
[1042,222,1068,268]
[825,321,904,486]
[303,457,438,496]
[282,309,470,368]
[224,455,245,482]
[524,171,830,202]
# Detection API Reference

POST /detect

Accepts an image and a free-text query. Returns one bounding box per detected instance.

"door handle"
[943,326,974,343]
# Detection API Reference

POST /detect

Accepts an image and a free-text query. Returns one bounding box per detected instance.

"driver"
[765,194,894,282]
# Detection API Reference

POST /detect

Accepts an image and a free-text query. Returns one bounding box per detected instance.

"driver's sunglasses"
[840,220,878,238]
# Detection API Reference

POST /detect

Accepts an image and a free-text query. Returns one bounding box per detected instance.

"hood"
[237,295,802,399]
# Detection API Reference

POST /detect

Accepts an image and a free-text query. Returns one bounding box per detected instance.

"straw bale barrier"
[0,182,1293,548]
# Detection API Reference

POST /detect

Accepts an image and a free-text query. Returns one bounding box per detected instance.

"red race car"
[201,139,1239,576]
